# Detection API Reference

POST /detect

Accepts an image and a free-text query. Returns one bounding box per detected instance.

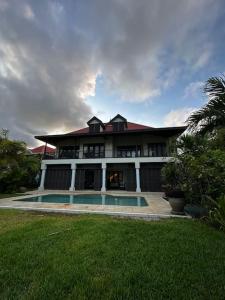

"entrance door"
[107,171,124,189]
[84,170,95,189]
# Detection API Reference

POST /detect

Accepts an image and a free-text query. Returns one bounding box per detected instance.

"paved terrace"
[0,190,188,220]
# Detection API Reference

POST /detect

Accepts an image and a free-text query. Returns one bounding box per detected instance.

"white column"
[38,164,47,191]
[135,161,141,193]
[69,163,76,191]
[101,162,106,192]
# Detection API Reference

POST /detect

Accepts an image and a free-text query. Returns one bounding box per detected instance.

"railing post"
[69,163,76,191]
[135,161,141,193]
[38,163,47,191]
[101,162,106,192]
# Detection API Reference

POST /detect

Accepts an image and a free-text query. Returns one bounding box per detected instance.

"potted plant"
[165,189,185,215]
[161,162,186,215]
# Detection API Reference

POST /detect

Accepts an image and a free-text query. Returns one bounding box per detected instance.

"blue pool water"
[15,194,148,206]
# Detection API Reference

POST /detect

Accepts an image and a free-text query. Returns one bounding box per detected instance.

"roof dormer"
[109,114,127,132]
[87,116,105,133]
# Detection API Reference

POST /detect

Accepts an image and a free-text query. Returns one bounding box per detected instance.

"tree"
[162,134,225,206]
[0,139,40,193]
[0,128,9,139]
[187,76,225,135]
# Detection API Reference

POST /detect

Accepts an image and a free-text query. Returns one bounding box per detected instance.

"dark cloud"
[0,0,95,146]
[0,0,224,145]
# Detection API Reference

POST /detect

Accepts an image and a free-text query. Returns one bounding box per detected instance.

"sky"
[0,0,225,146]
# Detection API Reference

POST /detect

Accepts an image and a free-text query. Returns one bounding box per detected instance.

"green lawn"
[0,210,225,300]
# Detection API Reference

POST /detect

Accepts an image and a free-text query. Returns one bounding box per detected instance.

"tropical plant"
[0,138,40,193]
[162,134,225,206]
[168,134,208,156]
[208,196,225,231]
[187,76,225,135]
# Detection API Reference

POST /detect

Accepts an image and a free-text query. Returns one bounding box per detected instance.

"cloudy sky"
[0,0,225,146]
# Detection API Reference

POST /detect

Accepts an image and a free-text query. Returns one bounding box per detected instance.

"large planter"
[169,197,185,215]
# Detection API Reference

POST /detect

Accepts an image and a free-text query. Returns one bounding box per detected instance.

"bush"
[208,196,225,231]
[165,190,185,198]
[162,136,225,207]
[0,139,40,193]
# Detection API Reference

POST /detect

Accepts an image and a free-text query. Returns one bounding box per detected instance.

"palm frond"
[187,76,225,135]
[204,76,225,97]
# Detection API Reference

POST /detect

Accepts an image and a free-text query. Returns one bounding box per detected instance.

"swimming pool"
[15,194,148,207]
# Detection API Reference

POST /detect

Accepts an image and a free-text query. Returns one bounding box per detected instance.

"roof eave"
[35,126,187,145]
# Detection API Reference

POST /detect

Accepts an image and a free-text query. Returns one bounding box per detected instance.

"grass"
[0,210,225,300]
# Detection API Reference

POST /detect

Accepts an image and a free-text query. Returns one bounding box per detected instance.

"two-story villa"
[36,114,186,192]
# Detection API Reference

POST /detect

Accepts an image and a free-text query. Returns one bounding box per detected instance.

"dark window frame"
[148,143,167,157]
[83,143,105,158]
[113,122,125,132]
[89,123,101,133]
[58,145,80,159]
[117,145,141,157]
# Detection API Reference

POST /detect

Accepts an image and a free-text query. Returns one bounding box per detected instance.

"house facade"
[36,114,186,192]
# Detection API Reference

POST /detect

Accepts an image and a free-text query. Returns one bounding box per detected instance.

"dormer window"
[113,122,125,132]
[87,116,105,133]
[89,123,100,133]
[109,114,127,132]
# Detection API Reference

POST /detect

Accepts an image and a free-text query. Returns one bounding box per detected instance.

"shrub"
[0,139,40,193]
[208,196,225,231]
[162,135,225,207]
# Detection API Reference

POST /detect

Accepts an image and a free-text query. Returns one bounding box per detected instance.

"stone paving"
[0,190,188,220]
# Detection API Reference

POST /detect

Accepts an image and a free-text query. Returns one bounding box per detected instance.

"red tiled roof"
[31,145,55,154]
[67,122,152,135]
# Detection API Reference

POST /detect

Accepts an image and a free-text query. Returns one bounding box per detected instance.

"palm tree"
[187,76,225,135]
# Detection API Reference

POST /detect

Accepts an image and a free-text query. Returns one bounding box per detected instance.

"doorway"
[107,170,124,189]
[84,170,95,189]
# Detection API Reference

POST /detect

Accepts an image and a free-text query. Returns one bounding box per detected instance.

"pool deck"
[0,190,188,220]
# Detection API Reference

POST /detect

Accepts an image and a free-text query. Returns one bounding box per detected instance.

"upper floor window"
[83,143,105,158]
[110,114,127,132]
[58,146,79,159]
[89,123,100,133]
[113,122,125,132]
[117,145,141,157]
[148,143,167,157]
[87,116,105,133]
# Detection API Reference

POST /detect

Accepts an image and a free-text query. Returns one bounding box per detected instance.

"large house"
[35,114,186,192]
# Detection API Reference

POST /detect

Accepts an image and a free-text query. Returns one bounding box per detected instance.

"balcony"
[43,148,79,160]
[83,151,105,159]
[42,143,169,160]
[43,150,105,160]
[116,146,141,158]
[117,149,141,158]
